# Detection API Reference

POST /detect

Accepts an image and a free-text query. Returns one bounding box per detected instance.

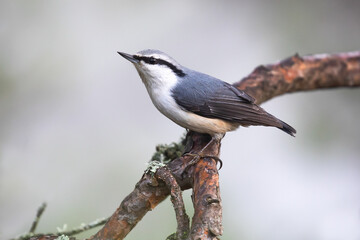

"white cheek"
[136,64,177,89]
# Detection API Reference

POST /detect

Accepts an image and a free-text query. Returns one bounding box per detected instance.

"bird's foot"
[183,152,223,171]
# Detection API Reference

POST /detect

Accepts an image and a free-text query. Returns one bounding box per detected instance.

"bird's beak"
[117,51,139,63]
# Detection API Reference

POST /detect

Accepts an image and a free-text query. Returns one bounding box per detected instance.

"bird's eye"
[149,57,156,64]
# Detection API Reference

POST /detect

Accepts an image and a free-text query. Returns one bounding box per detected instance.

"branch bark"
[190,158,222,240]
[156,166,190,240]
[21,51,360,240]
[234,51,360,104]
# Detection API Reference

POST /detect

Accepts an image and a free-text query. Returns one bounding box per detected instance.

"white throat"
[135,64,178,93]
[135,64,179,116]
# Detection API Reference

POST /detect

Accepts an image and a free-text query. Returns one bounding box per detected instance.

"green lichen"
[146,160,166,175]
[150,135,186,164]
[55,235,70,240]
[146,135,186,175]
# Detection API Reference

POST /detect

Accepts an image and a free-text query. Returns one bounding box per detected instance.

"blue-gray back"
[172,68,253,116]
[171,68,287,128]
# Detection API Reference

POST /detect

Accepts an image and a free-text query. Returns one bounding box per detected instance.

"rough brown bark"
[23,51,360,240]
[234,51,360,104]
[156,166,190,240]
[190,158,222,240]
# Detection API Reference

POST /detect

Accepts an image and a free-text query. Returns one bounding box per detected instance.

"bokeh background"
[1,1,360,239]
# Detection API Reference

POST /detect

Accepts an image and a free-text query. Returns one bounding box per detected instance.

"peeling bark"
[234,51,360,104]
[190,158,222,240]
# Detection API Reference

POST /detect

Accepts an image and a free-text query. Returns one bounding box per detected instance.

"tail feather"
[233,105,297,137]
[278,120,296,137]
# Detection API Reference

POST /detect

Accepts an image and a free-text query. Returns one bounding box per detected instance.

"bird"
[118,49,296,160]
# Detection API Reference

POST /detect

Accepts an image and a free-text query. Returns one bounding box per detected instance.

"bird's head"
[118,49,186,88]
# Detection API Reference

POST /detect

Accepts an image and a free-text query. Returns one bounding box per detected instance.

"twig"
[58,217,109,236]
[11,205,109,240]
[29,203,47,234]
[156,166,190,240]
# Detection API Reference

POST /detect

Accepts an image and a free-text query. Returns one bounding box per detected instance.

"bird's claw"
[182,152,223,171]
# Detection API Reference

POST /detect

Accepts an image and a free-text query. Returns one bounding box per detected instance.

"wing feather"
[171,71,296,135]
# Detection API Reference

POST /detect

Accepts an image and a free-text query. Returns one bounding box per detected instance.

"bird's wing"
[172,76,285,129]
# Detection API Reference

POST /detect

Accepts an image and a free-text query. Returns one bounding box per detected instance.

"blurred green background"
[1,1,359,240]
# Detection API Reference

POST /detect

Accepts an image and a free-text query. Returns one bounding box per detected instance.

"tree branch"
[16,51,360,240]
[234,51,360,104]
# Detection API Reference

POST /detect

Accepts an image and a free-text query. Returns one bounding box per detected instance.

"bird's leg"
[183,134,223,170]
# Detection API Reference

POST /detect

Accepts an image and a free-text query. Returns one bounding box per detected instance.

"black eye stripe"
[135,56,186,77]
[149,57,156,64]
